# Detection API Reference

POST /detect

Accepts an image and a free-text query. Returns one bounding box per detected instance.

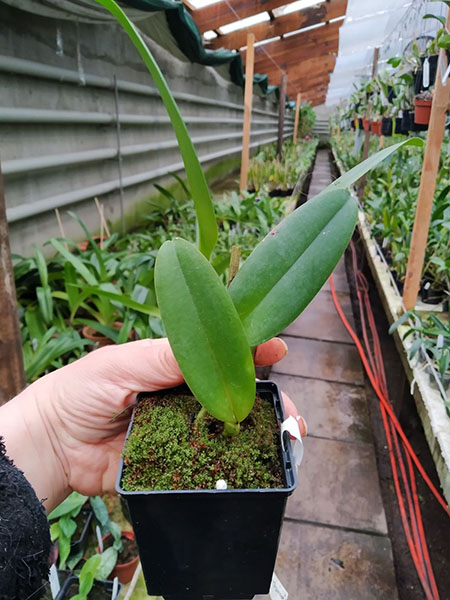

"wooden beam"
[193,0,300,34]
[0,162,25,405]
[208,0,347,49]
[240,33,255,191]
[277,72,287,159]
[403,9,450,310]
[244,20,342,64]
[255,54,335,82]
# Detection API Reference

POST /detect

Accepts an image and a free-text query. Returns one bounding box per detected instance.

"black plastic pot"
[414,55,439,94]
[420,283,447,305]
[381,117,393,136]
[56,576,122,600]
[401,110,413,132]
[116,381,298,600]
[70,508,93,557]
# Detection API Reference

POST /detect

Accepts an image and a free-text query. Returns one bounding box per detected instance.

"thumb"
[57,338,185,395]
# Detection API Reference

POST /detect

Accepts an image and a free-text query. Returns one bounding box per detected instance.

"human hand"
[1,337,305,512]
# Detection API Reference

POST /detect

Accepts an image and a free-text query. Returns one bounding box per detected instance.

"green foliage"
[155,239,255,423]
[48,492,87,569]
[248,138,318,192]
[94,0,217,260]
[297,103,316,138]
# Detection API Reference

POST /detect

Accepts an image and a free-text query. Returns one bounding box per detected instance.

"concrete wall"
[0,2,294,255]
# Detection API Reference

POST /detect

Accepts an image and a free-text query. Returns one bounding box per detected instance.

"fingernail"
[296,415,308,437]
[278,338,288,357]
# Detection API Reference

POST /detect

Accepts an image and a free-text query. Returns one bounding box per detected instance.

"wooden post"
[239,33,255,191]
[293,92,301,143]
[277,73,287,159]
[403,10,450,310]
[358,47,380,198]
[0,162,25,404]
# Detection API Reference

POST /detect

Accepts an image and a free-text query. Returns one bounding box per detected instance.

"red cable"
[329,273,450,518]
[329,261,450,600]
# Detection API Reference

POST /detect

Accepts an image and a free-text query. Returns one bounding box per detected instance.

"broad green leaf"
[79,554,102,596]
[48,491,87,520]
[155,239,255,423]
[330,138,424,191]
[59,516,77,539]
[96,547,118,581]
[49,239,97,286]
[94,0,217,259]
[89,496,110,529]
[58,530,71,570]
[229,189,358,346]
[50,522,60,542]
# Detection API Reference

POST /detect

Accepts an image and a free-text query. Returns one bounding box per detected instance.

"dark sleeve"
[0,437,51,600]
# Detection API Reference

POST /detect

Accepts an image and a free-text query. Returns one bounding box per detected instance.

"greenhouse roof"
[326,0,448,105]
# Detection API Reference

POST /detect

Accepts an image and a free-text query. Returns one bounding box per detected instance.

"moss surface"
[121,393,284,491]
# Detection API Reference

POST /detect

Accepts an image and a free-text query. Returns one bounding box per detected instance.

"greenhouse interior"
[0,0,449,598]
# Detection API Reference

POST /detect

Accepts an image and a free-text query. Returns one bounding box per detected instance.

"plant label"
[270,571,289,600]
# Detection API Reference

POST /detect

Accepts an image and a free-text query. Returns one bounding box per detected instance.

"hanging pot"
[414,97,432,125]
[362,118,370,131]
[381,117,393,136]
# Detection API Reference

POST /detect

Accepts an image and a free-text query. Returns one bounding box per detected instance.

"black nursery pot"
[116,381,298,600]
[56,576,122,600]
[381,117,393,136]
[70,508,93,557]
[401,110,413,132]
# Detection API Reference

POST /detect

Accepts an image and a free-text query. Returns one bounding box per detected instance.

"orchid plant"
[96,0,423,434]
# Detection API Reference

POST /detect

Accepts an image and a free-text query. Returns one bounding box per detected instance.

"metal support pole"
[277,73,287,159]
[113,75,125,233]
[0,162,25,404]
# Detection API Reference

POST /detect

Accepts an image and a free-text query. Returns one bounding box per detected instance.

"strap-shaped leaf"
[330,138,423,190]
[94,0,217,260]
[229,189,358,346]
[155,239,255,423]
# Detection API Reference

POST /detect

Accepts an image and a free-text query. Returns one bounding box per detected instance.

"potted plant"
[95,1,423,597]
[414,90,433,125]
[91,495,140,584]
[56,554,122,600]
[49,492,94,570]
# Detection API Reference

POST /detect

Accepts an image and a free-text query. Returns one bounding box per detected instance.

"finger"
[281,392,307,438]
[254,338,288,366]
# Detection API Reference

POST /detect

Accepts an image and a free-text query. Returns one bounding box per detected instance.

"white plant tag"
[281,416,304,468]
[423,57,430,89]
[49,564,60,599]
[112,577,119,600]
[96,525,104,553]
[270,572,288,600]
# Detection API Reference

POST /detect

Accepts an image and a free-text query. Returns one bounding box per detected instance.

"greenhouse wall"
[0,2,293,256]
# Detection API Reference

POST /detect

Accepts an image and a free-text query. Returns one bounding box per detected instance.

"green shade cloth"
[122,0,284,98]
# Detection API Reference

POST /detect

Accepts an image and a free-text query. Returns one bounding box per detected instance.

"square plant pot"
[116,381,298,600]
[56,576,122,600]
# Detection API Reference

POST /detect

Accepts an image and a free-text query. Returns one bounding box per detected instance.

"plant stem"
[223,421,240,436]
[194,406,207,424]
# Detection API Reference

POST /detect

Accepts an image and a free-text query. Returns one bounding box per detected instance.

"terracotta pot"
[77,235,103,252]
[370,121,382,135]
[362,118,370,131]
[99,531,139,584]
[82,321,123,348]
[414,97,432,125]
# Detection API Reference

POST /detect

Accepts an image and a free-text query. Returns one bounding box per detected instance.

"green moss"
[121,394,284,491]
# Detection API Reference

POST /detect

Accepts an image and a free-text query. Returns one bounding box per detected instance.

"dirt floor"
[345,237,450,600]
